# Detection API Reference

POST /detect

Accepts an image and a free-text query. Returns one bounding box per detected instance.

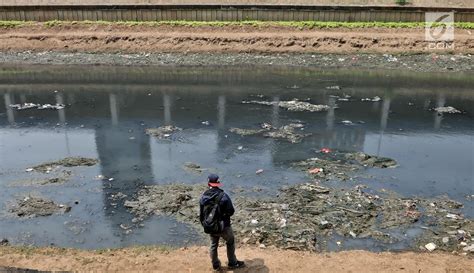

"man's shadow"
[221,259,269,273]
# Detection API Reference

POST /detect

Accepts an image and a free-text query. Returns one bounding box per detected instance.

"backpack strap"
[215,191,225,204]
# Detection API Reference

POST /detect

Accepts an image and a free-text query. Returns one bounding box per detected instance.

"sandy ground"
[0,246,473,272]
[0,23,473,54]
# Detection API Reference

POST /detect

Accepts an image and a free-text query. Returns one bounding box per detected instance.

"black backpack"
[201,192,225,234]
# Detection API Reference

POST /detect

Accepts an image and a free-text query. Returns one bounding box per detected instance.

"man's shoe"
[212,262,222,271]
[228,260,245,269]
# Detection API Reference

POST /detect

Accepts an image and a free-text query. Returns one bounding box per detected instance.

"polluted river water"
[0,65,472,252]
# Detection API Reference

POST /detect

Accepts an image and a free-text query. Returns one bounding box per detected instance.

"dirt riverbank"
[0,23,473,54]
[0,245,473,272]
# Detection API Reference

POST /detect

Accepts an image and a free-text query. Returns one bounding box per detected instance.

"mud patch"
[30,157,98,173]
[8,196,71,218]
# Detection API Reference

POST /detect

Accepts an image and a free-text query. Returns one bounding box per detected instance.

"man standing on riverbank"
[199,174,245,271]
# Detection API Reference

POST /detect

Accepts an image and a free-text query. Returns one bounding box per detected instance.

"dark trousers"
[210,226,237,266]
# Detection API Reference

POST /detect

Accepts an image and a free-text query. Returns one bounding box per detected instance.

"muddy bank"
[1,51,472,73]
[1,246,473,273]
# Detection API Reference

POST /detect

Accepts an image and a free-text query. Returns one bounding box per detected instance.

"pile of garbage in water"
[242,99,330,112]
[8,196,71,218]
[145,125,182,139]
[230,122,310,143]
[9,103,66,110]
[124,182,473,253]
[293,150,398,181]
[433,106,462,114]
[29,157,99,173]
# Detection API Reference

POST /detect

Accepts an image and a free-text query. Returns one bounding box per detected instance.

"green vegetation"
[1,20,473,29]
[395,0,409,5]
[0,21,30,28]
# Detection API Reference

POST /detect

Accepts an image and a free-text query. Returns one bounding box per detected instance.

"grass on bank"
[1,20,473,29]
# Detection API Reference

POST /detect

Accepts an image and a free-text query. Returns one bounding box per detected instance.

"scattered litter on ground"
[242,99,330,112]
[0,239,9,246]
[433,106,462,114]
[326,86,341,90]
[201,121,211,126]
[256,169,264,175]
[145,125,182,139]
[30,157,98,173]
[8,196,71,217]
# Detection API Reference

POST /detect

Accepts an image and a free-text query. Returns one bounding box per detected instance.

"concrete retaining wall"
[0,6,473,22]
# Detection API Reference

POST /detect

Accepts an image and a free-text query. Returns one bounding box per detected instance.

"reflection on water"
[0,65,473,249]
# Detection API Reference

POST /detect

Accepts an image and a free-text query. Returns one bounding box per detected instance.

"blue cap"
[208,174,219,182]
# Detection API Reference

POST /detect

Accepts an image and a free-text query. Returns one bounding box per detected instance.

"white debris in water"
[434,106,461,114]
[341,120,354,125]
[242,100,330,112]
[9,103,66,110]
[463,244,474,252]
[425,242,437,251]
[361,96,381,102]
[446,213,462,220]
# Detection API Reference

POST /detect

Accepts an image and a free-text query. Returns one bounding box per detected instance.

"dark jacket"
[199,187,235,227]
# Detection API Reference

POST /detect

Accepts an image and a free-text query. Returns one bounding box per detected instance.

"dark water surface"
[0,65,473,249]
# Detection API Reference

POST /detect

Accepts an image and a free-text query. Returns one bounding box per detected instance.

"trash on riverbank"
[242,99,330,112]
[8,196,71,217]
[30,157,98,173]
[230,123,310,143]
[145,125,182,139]
[433,106,461,114]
